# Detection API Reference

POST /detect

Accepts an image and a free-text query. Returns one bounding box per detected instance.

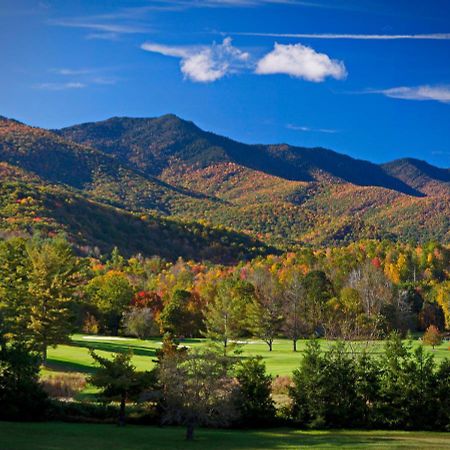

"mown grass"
[45,334,450,378]
[1,422,449,450]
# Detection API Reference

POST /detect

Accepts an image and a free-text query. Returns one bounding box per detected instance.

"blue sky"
[1,0,450,167]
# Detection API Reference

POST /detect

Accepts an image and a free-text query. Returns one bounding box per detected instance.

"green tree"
[435,359,450,429]
[376,333,439,429]
[235,356,275,424]
[0,344,48,420]
[302,270,334,336]
[85,270,134,335]
[0,238,32,348]
[106,246,125,271]
[26,237,83,363]
[203,279,248,355]
[290,340,362,428]
[89,350,154,426]
[160,289,200,338]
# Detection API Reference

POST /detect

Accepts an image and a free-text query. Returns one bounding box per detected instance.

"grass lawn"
[45,334,450,378]
[1,422,449,450]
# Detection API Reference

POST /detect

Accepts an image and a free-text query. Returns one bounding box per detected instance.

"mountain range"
[0,114,448,261]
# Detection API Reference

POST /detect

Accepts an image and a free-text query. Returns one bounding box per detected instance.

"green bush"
[235,356,276,426]
[0,345,49,421]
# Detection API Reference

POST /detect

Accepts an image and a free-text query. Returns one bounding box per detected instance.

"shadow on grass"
[45,359,96,374]
[69,339,157,358]
[1,423,443,450]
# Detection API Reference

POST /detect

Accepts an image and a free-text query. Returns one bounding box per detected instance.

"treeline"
[84,240,449,352]
[0,236,449,359]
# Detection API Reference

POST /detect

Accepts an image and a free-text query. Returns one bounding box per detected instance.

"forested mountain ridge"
[0,114,448,253]
[382,158,450,196]
[59,114,425,196]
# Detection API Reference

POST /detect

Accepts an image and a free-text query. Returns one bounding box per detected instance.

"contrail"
[233,32,450,40]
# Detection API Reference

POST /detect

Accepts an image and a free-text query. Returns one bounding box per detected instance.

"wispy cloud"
[234,32,450,40]
[50,19,149,34]
[286,123,338,133]
[37,67,119,90]
[132,0,327,9]
[431,150,450,156]
[34,82,86,91]
[141,37,250,82]
[51,68,96,76]
[49,18,150,40]
[255,43,346,82]
[367,85,450,103]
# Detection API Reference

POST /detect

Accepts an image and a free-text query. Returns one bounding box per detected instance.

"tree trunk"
[42,344,47,365]
[268,340,273,352]
[118,392,126,426]
[293,339,297,352]
[186,423,195,441]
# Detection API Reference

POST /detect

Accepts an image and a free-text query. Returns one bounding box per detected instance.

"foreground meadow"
[1,422,449,450]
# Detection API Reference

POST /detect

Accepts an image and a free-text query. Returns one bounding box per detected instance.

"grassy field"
[45,334,450,378]
[1,422,449,450]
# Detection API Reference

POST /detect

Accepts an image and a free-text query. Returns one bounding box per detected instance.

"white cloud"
[141,37,249,82]
[141,43,190,58]
[235,32,450,40]
[255,43,346,82]
[370,85,450,103]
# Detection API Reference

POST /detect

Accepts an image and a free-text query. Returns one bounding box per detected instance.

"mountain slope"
[382,158,450,196]
[59,115,422,196]
[1,114,448,248]
[57,115,449,245]
[0,116,220,215]
[0,161,272,262]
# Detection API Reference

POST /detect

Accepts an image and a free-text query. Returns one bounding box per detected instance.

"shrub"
[290,340,362,428]
[235,356,276,426]
[0,344,49,420]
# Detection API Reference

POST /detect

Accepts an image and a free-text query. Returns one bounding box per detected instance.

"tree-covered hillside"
[0,162,272,262]
[0,114,448,251]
